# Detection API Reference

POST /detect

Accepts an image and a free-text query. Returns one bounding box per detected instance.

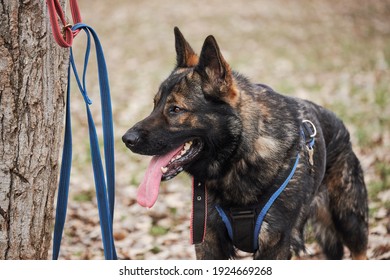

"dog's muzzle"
[122,129,140,147]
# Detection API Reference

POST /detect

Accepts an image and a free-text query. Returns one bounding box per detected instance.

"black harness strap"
[191,178,207,244]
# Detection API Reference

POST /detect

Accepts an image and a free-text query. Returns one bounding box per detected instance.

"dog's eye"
[170,106,183,114]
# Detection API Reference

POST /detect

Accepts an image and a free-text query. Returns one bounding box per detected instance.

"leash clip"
[61,23,73,40]
[302,120,316,166]
[307,146,314,165]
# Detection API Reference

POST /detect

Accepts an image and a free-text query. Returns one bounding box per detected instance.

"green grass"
[149,225,169,237]
[369,162,390,202]
[73,189,95,202]
[150,246,162,254]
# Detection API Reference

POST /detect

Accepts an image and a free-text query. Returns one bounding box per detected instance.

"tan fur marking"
[174,68,189,74]
[170,91,189,109]
[351,252,368,260]
[258,221,281,248]
[226,83,239,107]
[258,102,271,120]
[255,136,280,159]
[186,53,199,67]
[315,202,333,227]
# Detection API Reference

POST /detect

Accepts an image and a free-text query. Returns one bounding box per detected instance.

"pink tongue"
[137,145,184,208]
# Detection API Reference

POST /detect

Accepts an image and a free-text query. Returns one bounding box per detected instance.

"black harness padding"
[223,206,262,253]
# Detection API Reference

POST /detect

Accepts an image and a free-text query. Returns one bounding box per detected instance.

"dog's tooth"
[185,141,192,149]
[161,167,168,173]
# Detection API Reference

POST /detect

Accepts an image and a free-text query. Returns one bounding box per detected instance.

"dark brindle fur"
[122,27,368,260]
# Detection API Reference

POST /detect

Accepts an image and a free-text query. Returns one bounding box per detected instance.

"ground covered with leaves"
[50,0,390,259]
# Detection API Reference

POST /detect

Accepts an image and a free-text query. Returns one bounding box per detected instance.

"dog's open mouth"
[160,139,203,180]
[137,139,203,208]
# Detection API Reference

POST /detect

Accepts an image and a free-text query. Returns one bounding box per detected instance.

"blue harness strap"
[252,152,300,251]
[52,23,117,260]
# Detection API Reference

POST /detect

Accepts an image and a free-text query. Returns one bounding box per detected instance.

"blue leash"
[52,23,117,260]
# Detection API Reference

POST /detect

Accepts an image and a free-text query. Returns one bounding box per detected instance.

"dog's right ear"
[174,27,199,68]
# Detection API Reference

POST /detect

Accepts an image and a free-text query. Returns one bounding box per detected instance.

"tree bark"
[0,0,68,259]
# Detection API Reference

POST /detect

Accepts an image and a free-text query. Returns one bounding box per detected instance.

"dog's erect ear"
[196,35,237,103]
[197,35,233,86]
[174,27,199,68]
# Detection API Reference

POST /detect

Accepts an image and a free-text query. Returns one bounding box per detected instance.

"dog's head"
[122,27,242,207]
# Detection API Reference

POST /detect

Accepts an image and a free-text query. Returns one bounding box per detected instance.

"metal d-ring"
[302,119,317,138]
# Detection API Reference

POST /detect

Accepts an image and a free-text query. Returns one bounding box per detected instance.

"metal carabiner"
[302,119,317,138]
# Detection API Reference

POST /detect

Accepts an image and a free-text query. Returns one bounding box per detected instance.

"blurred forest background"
[51,0,390,259]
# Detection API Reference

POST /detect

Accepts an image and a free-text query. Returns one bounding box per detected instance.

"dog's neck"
[202,86,302,206]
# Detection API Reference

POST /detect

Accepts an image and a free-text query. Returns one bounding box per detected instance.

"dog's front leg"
[253,221,293,260]
[194,226,233,260]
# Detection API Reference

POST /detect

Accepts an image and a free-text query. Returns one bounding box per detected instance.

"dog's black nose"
[122,130,140,147]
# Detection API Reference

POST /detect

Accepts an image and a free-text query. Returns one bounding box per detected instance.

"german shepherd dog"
[122,27,368,260]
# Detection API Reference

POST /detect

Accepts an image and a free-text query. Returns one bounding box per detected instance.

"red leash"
[46,0,82,47]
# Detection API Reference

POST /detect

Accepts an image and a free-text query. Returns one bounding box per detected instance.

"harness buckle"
[231,208,255,220]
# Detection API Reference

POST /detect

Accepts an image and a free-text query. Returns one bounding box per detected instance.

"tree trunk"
[0,0,68,259]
